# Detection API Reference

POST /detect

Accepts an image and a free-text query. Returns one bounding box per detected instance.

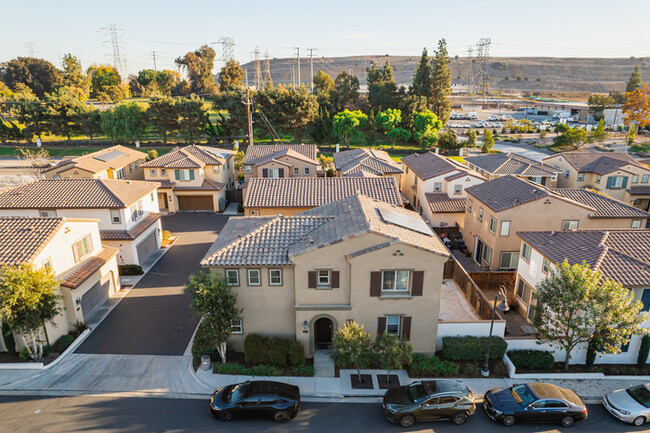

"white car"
[488,115,499,121]
[603,384,650,426]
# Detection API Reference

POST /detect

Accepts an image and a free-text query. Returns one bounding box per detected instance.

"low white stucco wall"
[436,320,506,348]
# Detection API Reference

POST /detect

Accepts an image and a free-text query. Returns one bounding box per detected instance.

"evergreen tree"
[411,48,433,100]
[218,59,245,92]
[430,39,453,124]
[61,54,90,101]
[331,71,360,112]
[626,64,642,93]
[366,61,397,112]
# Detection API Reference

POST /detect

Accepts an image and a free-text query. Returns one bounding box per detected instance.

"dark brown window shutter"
[377,317,386,336]
[402,316,412,341]
[308,271,317,288]
[262,168,268,178]
[331,271,340,288]
[370,271,382,296]
[411,271,424,296]
[279,168,284,178]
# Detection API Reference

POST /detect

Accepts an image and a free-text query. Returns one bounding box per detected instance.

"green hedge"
[51,335,75,353]
[214,363,282,376]
[410,353,459,376]
[291,365,315,377]
[442,336,507,361]
[244,334,305,367]
[118,264,144,276]
[507,350,554,370]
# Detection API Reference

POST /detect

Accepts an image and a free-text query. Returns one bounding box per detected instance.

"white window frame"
[39,210,57,218]
[317,270,331,288]
[488,216,497,234]
[161,168,166,176]
[542,258,550,274]
[500,220,511,237]
[381,270,410,292]
[304,167,311,175]
[595,175,601,184]
[499,251,519,269]
[293,167,299,176]
[632,175,639,183]
[521,243,532,262]
[110,210,121,224]
[564,169,570,178]
[577,173,584,181]
[225,269,239,286]
[562,220,579,231]
[231,319,243,334]
[609,176,623,189]
[454,185,462,195]
[481,244,493,266]
[268,168,280,178]
[478,208,484,221]
[467,199,472,212]
[531,176,542,184]
[212,165,220,174]
[385,315,400,336]
[134,161,139,170]
[434,182,442,192]
[73,235,92,262]
[643,175,650,183]
[175,169,193,181]
[245,165,252,174]
[269,269,282,286]
[247,269,261,286]
[632,220,642,229]
[42,257,53,272]
[150,169,156,177]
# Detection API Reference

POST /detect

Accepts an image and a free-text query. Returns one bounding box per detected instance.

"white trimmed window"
[269,269,282,285]
[643,175,649,183]
[110,210,121,224]
[317,270,330,287]
[434,182,442,192]
[225,269,239,286]
[39,210,57,218]
[521,243,532,262]
[562,220,579,231]
[488,217,497,234]
[247,269,261,286]
[382,270,409,292]
[231,319,243,334]
[478,208,484,221]
[213,165,220,174]
[245,165,251,174]
[632,220,642,229]
[500,221,510,236]
[150,169,156,177]
[72,234,93,263]
[481,245,493,266]
[542,258,550,274]
[596,175,601,183]
[499,252,519,269]
[467,199,472,212]
[385,315,400,336]
[130,201,144,222]
[304,167,311,175]
[577,173,584,181]
[632,175,639,183]
[293,167,299,176]
[175,169,194,181]
[454,185,462,195]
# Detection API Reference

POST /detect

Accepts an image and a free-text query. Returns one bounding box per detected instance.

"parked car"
[488,115,500,121]
[603,383,650,426]
[483,383,587,427]
[209,380,301,423]
[383,380,476,427]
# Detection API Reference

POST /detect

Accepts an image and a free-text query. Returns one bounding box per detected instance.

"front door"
[314,318,333,349]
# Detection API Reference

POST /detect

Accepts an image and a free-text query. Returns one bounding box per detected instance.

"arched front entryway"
[314,317,334,350]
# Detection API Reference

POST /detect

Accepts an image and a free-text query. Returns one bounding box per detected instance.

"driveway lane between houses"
[76,212,229,356]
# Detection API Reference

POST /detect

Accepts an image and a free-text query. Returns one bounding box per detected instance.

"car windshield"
[627,385,650,408]
[511,385,536,407]
[408,383,429,403]
[228,384,249,403]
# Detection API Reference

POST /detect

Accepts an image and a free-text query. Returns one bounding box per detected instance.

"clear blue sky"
[3,0,649,75]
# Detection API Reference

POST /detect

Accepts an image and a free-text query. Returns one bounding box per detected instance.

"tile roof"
[425,193,467,213]
[466,175,550,212]
[202,194,448,266]
[0,179,158,209]
[173,179,225,191]
[344,170,380,178]
[545,151,643,175]
[60,246,119,289]
[465,152,560,176]
[549,188,650,219]
[333,149,403,176]
[517,230,650,287]
[628,186,650,196]
[243,177,402,208]
[0,217,65,265]
[43,145,147,175]
[142,145,234,168]
[445,171,485,181]
[243,144,318,166]
[401,152,464,180]
[100,213,162,240]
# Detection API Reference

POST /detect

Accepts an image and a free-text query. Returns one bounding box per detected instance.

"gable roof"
[0,217,65,265]
[401,152,464,180]
[333,148,403,176]
[517,230,650,287]
[243,144,318,166]
[142,145,234,168]
[549,188,650,219]
[0,179,158,209]
[243,177,403,209]
[425,193,467,213]
[466,175,550,212]
[465,152,560,176]
[202,194,448,266]
[43,145,147,175]
[545,151,644,175]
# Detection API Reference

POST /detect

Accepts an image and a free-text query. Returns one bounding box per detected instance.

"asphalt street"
[75,212,229,356]
[0,395,644,433]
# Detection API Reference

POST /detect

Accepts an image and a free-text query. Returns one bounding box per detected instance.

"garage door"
[178,195,214,210]
[136,231,158,264]
[81,279,111,318]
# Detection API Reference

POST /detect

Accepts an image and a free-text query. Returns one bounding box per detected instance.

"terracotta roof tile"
[100,213,161,240]
[465,152,559,176]
[243,144,318,165]
[43,145,147,175]
[333,149,402,175]
[425,193,467,213]
[173,179,225,191]
[0,217,65,265]
[142,145,234,168]
[549,188,650,219]
[545,151,642,175]
[60,246,119,289]
[466,175,550,212]
[628,186,650,196]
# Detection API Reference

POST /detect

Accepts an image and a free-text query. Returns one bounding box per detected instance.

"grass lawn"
[447,156,466,164]
[0,146,177,158]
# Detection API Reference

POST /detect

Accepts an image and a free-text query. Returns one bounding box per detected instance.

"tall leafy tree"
[412,109,443,150]
[0,57,63,98]
[177,95,208,142]
[175,45,217,94]
[437,128,461,150]
[309,106,334,144]
[623,82,650,128]
[213,90,249,133]
[411,47,433,99]
[398,94,428,131]
[87,65,129,103]
[332,321,373,383]
[255,86,318,140]
[590,118,607,143]
[333,109,367,148]
[100,102,148,142]
[331,71,360,112]
[366,61,397,112]
[430,39,453,124]
[77,105,102,142]
[44,86,87,141]
[313,71,335,96]
[147,97,179,143]
[588,94,615,121]
[61,54,90,101]
[218,59,245,92]
[626,64,643,93]
[374,332,412,385]
[482,129,495,153]
[376,108,410,149]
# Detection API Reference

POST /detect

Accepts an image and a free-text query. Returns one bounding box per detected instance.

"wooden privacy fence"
[468,271,517,304]
[443,259,505,321]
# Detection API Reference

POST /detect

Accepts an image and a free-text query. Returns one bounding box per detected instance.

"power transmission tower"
[294,47,300,88]
[24,42,35,57]
[253,47,261,90]
[264,51,271,87]
[101,24,127,79]
[244,71,254,146]
[307,48,317,93]
[217,37,235,65]
[475,38,491,96]
[152,51,157,71]
[464,46,474,95]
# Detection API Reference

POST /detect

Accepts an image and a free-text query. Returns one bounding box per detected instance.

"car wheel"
[502,415,516,426]
[560,416,574,427]
[452,412,469,425]
[633,416,646,426]
[273,410,290,423]
[399,414,416,427]
[218,411,233,422]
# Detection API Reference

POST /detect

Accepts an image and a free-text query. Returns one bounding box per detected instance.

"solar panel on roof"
[378,208,433,236]
[204,148,228,158]
[94,150,127,162]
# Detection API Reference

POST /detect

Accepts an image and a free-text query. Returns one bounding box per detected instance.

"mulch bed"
[0,352,23,363]
[350,374,374,390]
[516,363,650,376]
[377,374,400,389]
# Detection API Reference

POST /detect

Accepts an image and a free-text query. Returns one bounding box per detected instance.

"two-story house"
[544,151,650,202]
[142,145,235,212]
[463,175,650,270]
[465,152,560,186]
[243,177,403,216]
[333,148,403,182]
[201,194,450,356]
[0,216,120,347]
[400,151,485,228]
[0,179,162,266]
[243,144,319,183]
[43,145,148,180]
[515,230,650,364]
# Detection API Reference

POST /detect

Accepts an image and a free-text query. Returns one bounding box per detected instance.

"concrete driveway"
[76,212,229,356]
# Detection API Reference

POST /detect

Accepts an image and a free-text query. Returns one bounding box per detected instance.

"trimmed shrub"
[586,339,598,368]
[244,333,305,367]
[409,353,460,377]
[250,364,282,376]
[162,230,171,241]
[287,340,306,366]
[52,334,75,354]
[214,363,248,375]
[291,365,315,377]
[638,334,650,367]
[191,321,220,362]
[118,264,144,276]
[442,336,507,361]
[507,350,555,370]
[463,361,480,377]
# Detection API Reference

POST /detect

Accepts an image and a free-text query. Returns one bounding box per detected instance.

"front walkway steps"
[314,350,335,378]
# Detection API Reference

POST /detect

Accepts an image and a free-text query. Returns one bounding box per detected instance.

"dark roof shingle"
[466,175,550,212]
[401,152,463,180]
[425,193,467,213]
[546,151,642,175]
[333,149,402,176]
[465,152,559,176]
[549,188,650,219]
[243,144,318,165]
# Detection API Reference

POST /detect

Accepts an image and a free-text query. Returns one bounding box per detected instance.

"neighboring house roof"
[466,175,550,212]
[202,194,448,266]
[465,152,560,177]
[142,145,234,168]
[545,151,643,175]
[425,193,467,213]
[401,152,465,180]
[243,144,318,166]
[0,179,158,209]
[344,170,380,178]
[100,213,162,240]
[517,230,650,287]
[173,179,225,191]
[445,171,485,181]
[43,145,147,175]
[628,186,650,196]
[549,188,650,219]
[0,217,65,265]
[333,149,403,176]
[60,246,119,289]
[243,177,403,208]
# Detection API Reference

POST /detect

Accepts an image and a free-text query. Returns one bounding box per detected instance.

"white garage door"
[81,279,111,318]
[136,231,157,264]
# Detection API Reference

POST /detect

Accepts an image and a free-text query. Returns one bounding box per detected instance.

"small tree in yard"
[16,148,52,180]
[467,128,477,147]
[186,271,241,364]
[146,149,158,162]
[374,332,412,385]
[535,260,647,371]
[0,264,60,359]
[482,129,494,153]
[318,154,334,171]
[332,321,373,383]
[333,109,367,148]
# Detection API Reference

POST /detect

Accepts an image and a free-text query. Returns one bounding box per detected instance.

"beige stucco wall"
[244,156,318,183]
[245,206,312,217]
